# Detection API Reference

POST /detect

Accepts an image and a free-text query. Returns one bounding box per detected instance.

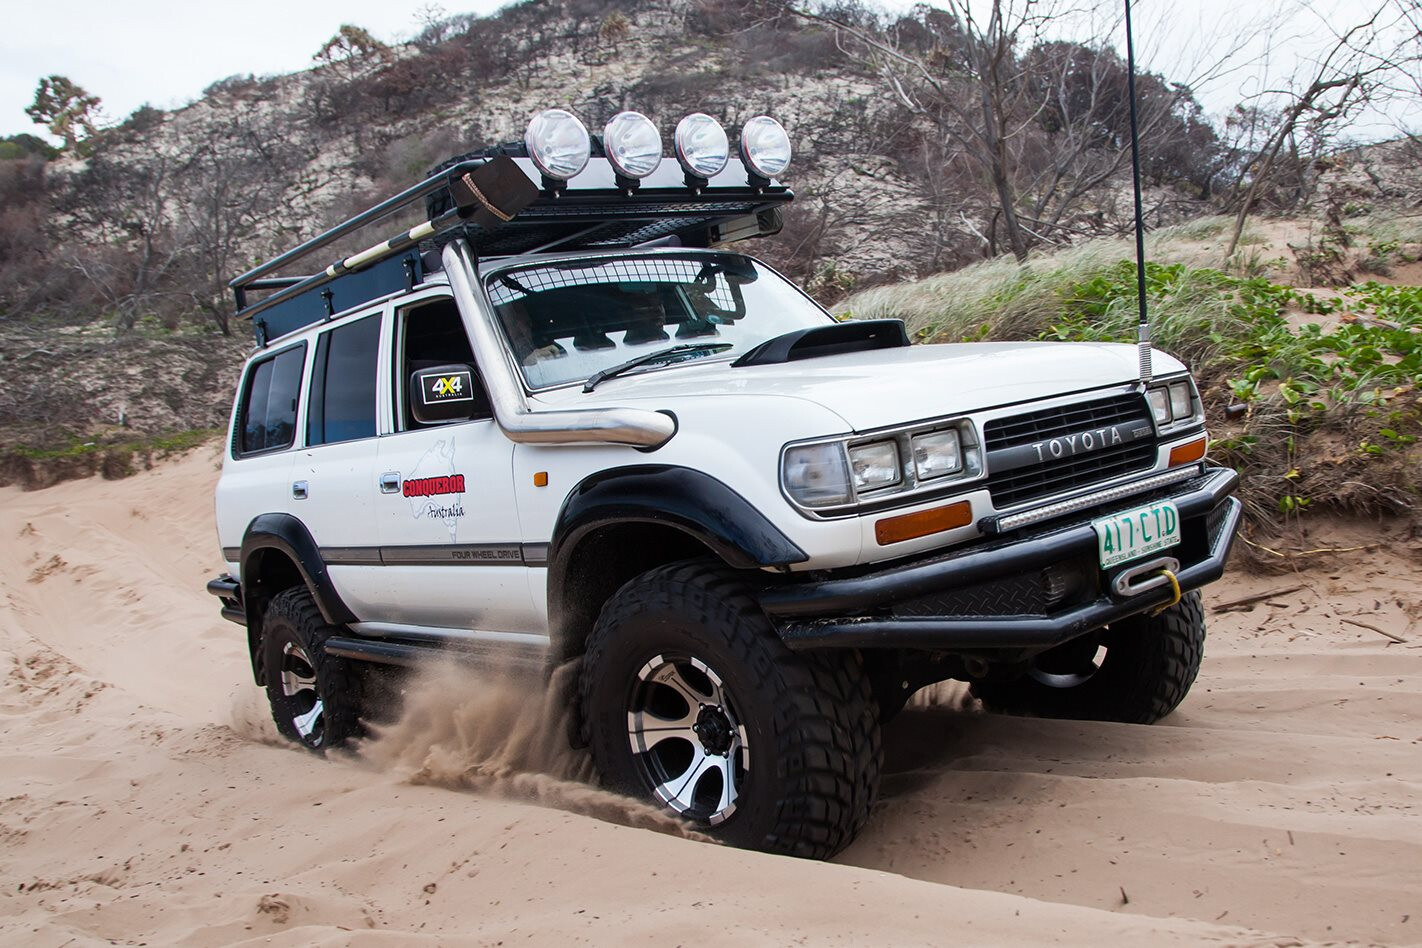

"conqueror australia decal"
[405,438,465,541]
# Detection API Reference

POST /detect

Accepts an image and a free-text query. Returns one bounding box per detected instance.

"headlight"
[602,111,662,179]
[525,108,590,181]
[848,441,901,491]
[1169,381,1192,419]
[1148,387,1171,425]
[739,115,791,179]
[782,443,852,508]
[674,113,729,179]
[1147,378,1202,429]
[911,430,962,480]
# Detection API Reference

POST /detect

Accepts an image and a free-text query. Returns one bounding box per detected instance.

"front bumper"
[759,465,1241,653]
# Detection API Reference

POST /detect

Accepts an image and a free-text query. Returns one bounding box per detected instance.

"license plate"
[1093,500,1181,568]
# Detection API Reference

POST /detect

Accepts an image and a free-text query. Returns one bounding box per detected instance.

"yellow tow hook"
[1150,568,1182,616]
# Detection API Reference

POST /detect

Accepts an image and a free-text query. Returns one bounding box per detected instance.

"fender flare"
[545,465,808,652]
[549,465,809,573]
[239,514,357,682]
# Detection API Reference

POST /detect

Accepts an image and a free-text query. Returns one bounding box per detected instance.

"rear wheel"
[580,563,881,859]
[262,587,364,751]
[972,591,1206,724]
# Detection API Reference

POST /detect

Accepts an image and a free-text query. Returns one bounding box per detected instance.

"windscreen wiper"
[583,343,731,393]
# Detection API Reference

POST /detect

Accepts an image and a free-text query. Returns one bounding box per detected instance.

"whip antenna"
[1124,0,1151,383]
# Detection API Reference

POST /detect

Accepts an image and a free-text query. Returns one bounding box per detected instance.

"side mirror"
[410,363,481,424]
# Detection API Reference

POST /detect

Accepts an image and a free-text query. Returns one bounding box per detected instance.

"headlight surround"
[848,441,901,492]
[782,442,852,509]
[602,110,662,179]
[525,108,591,181]
[1147,377,1203,431]
[911,429,962,480]
[739,115,792,178]
[781,419,982,517]
[674,113,730,179]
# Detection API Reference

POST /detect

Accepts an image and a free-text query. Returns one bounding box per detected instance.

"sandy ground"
[1,448,1419,946]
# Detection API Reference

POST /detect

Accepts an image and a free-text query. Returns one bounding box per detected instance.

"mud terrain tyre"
[580,563,881,859]
[262,587,364,751]
[972,591,1206,724]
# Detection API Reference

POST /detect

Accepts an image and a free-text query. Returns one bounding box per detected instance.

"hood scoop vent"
[732,319,910,368]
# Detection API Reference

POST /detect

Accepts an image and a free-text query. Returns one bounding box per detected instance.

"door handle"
[292,480,309,500]
[379,472,401,494]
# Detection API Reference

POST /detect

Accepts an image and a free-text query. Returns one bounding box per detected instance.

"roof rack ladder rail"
[440,238,677,449]
[228,158,487,299]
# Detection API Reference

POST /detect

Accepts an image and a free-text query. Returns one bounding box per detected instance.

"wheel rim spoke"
[654,746,714,812]
[292,698,324,741]
[707,749,738,822]
[282,670,317,696]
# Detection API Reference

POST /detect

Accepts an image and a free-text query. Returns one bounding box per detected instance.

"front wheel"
[579,563,881,859]
[972,591,1206,724]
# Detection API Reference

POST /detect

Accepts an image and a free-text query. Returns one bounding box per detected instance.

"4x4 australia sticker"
[420,369,474,405]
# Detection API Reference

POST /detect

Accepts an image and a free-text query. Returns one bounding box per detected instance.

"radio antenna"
[1124,0,1151,383]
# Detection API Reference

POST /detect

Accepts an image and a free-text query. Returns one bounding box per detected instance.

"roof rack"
[229,143,793,345]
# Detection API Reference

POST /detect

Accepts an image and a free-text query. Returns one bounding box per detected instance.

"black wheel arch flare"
[546,465,809,658]
[238,513,357,683]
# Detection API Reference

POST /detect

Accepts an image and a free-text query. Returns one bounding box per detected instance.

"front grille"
[986,393,1145,448]
[984,393,1156,508]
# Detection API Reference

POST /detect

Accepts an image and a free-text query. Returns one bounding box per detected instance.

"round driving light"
[525,108,590,181]
[739,115,791,178]
[674,113,729,179]
[603,111,663,179]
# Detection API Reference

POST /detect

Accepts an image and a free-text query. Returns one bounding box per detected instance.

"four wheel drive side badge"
[419,369,475,405]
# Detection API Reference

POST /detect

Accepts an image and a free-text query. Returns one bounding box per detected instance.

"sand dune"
[1,447,1418,945]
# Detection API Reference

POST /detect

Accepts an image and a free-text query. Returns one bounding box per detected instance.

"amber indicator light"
[1168,438,1207,466]
[533,471,549,487]
[874,500,972,546]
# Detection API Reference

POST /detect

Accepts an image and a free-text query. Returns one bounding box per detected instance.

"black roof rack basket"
[229,141,792,345]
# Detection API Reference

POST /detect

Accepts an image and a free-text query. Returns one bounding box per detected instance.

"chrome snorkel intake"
[440,239,677,449]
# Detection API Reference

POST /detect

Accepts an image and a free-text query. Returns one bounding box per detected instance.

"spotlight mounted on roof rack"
[603,111,663,184]
[674,113,729,184]
[525,108,590,185]
[740,115,791,182]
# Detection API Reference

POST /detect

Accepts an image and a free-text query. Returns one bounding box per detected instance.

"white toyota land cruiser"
[207,109,1241,859]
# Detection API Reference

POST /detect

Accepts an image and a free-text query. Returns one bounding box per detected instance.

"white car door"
[369,294,538,634]
[292,308,387,619]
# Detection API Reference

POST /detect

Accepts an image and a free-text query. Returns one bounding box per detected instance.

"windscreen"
[485,253,833,390]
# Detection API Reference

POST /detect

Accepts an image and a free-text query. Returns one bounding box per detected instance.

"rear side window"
[237,344,305,456]
[307,314,381,446]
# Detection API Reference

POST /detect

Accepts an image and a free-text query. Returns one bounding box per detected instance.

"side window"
[237,344,305,456]
[308,314,382,446]
[397,298,491,431]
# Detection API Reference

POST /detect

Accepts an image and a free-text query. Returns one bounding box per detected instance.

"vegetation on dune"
[839,225,1422,529]
[0,428,221,490]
